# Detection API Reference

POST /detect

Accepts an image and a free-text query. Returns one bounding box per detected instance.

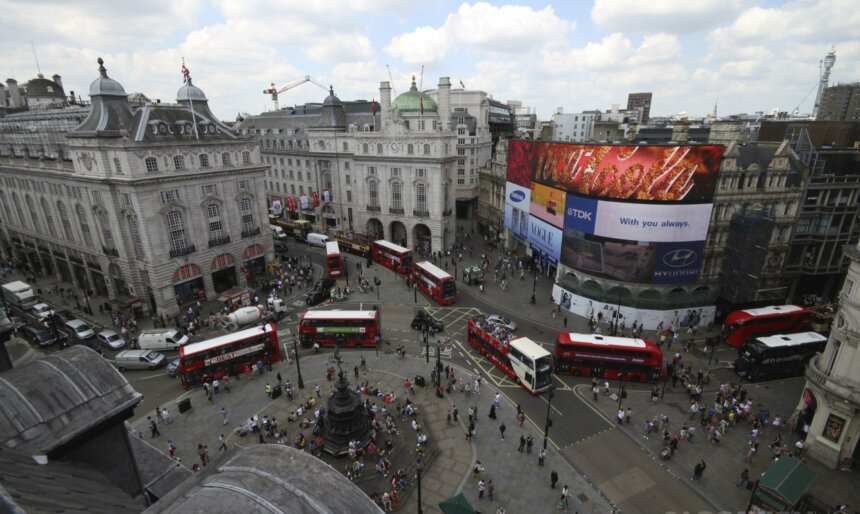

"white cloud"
[541,33,633,72]
[306,33,373,62]
[592,0,750,33]
[385,26,451,65]
[628,33,682,65]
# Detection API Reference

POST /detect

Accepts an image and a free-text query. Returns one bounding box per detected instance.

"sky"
[1,0,858,122]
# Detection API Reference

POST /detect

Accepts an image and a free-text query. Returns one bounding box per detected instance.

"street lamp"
[413,283,418,303]
[435,345,442,381]
[543,385,555,450]
[617,372,627,410]
[423,329,429,364]
[612,291,622,336]
[292,337,305,389]
[416,456,424,514]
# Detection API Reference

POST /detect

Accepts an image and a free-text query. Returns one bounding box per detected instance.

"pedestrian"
[223,375,230,393]
[148,416,160,438]
[526,434,533,454]
[489,403,497,419]
[447,409,452,425]
[559,485,570,511]
[538,448,546,466]
[735,468,749,488]
[314,384,321,398]
[265,383,273,398]
[220,407,228,425]
[168,440,176,459]
[518,434,526,452]
[488,479,494,502]
[499,422,506,440]
[453,405,459,422]
[478,478,486,500]
[626,407,632,424]
[604,380,610,395]
[592,385,599,401]
[550,469,559,489]
[219,433,228,452]
[691,460,706,482]
[493,392,501,409]
[617,408,625,424]
[213,378,220,394]
[161,407,172,425]
[276,372,282,386]
[198,444,208,467]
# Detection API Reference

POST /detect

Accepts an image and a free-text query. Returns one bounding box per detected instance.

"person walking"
[691,460,706,482]
[538,448,546,466]
[218,434,228,453]
[499,422,506,440]
[220,407,229,425]
[735,468,749,488]
[161,407,172,425]
[550,469,559,489]
[617,408,625,424]
[148,416,160,438]
[592,384,599,401]
[518,434,526,452]
[168,440,177,459]
[198,444,208,467]
[526,434,534,454]
[493,392,501,409]
[314,384,321,398]
[478,479,486,500]
[559,485,570,511]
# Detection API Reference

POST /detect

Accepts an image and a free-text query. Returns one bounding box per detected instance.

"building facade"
[477,138,508,240]
[626,92,653,123]
[552,111,596,142]
[816,83,860,122]
[0,59,271,317]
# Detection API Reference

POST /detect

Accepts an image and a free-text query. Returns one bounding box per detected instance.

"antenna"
[30,42,42,76]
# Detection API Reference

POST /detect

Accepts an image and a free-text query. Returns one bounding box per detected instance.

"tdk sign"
[563,195,597,234]
[509,190,526,203]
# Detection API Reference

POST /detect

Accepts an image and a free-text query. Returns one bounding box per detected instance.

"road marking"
[137,372,168,381]
[571,384,615,425]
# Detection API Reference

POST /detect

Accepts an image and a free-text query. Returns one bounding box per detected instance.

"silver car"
[97,329,126,350]
[487,314,517,332]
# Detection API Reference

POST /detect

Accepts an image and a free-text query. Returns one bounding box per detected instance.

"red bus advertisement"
[412,260,457,305]
[554,332,663,382]
[326,241,344,278]
[723,304,813,349]
[372,240,412,274]
[467,315,552,394]
[178,323,280,389]
[299,310,380,348]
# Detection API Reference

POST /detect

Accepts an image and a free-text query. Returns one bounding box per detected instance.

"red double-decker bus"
[178,323,281,389]
[554,332,663,382]
[412,261,457,305]
[723,304,813,348]
[325,241,344,278]
[299,310,380,348]
[372,240,412,274]
[467,315,553,394]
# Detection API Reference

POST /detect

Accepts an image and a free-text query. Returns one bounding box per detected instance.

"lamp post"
[543,385,555,450]
[416,456,424,514]
[423,329,429,364]
[292,337,305,389]
[617,372,627,410]
[612,291,622,336]
[413,283,417,303]
[436,345,442,380]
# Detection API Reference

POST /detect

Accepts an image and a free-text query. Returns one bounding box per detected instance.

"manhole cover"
[576,493,589,503]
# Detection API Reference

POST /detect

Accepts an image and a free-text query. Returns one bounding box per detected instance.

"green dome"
[391,76,437,113]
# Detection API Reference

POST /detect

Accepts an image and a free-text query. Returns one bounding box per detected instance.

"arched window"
[424,144,430,155]
[145,156,159,173]
[239,197,255,234]
[41,197,56,236]
[95,208,116,250]
[57,201,75,242]
[377,143,383,154]
[76,204,94,246]
[242,151,251,164]
[221,152,231,166]
[166,210,189,254]
[416,183,427,213]
[127,214,144,259]
[368,179,379,208]
[199,154,210,168]
[207,203,224,241]
[391,181,402,211]
[174,155,185,170]
[113,157,123,174]
[407,144,414,155]
[363,143,369,154]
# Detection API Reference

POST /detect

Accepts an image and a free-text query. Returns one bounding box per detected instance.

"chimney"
[379,81,391,129]
[52,74,63,91]
[6,79,22,108]
[438,77,451,132]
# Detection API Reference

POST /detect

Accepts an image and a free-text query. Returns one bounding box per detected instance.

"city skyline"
[1,0,858,121]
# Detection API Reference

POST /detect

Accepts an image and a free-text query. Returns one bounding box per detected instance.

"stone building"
[477,138,508,240]
[0,59,271,317]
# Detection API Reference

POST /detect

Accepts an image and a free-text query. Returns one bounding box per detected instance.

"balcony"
[208,235,231,248]
[389,207,405,215]
[241,227,261,239]
[366,205,381,212]
[102,246,119,257]
[413,209,430,218]
[169,244,196,258]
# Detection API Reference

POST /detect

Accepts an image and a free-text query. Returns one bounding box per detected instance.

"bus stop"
[749,457,816,513]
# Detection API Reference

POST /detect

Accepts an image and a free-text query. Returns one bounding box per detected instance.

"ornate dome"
[89,58,128,97]
[391,76,437,113]
[177,77,208,102]
[322,86,342,107]
[25,76,65,98]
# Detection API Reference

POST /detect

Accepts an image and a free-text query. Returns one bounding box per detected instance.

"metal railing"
[366,205,381,212]
[241,227,261,238]
[389,207,405,215]
[413,209,430,217]
[169,244,196,258]
[208,235,231,248]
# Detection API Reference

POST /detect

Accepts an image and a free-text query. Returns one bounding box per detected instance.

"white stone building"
[552,111,596,142]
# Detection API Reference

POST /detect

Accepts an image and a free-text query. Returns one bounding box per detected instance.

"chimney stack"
[438,77,451,132]
[379,81,392,129]
[6,79,22,108]
[52,74,64,91]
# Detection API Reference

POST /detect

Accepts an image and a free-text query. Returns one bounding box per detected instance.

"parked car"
[65,319,95,342]
[53,310,76,323]
[8,316,28,331]
[97,329,126,350]
[411,310,444,333]
[313,278,336,292]
[486,314,517,332]
[115,350,166,371]
[165,357,181,378]
[20,326,58,347]
[306,289,329,306]
[32,303,53,321]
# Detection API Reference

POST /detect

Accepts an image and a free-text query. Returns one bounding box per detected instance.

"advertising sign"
[529,183,566,228]
[322,189,331,204]
[651,241,705,284]
[312,191,320,207]
[504,204,529,240]
[270,199,283,216]
[286,196,296,212]
[505,182,531,207]
[299,195,309,210]
[508,140,724,203]
[527,215,562,264]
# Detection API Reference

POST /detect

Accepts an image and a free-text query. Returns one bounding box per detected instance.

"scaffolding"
[720,210,775,303]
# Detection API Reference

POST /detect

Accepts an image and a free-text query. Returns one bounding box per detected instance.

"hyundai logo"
[509,190,525,203]
[662,248,697,267]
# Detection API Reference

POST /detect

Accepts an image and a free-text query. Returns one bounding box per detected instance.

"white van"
[270,225,287,240]
[115,350,166,371]
[136,328,189,351]
[306,233,330,248]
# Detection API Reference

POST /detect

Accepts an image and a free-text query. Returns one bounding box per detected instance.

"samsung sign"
[510,190,526,203]
[505,182,530,207]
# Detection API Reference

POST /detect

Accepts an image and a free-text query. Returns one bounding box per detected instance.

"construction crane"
[386,65,397,96]
[263,75,328,110]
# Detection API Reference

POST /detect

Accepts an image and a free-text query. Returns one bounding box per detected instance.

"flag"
[181,63,190,83]
[312,190,320,207]
[371,97,377,115]
[322,189,330,204]
[420,96,424,115]
[459,80,465,88]
[286,197,296,212]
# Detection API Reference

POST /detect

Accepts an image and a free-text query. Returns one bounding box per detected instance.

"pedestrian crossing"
[420,345,453,359]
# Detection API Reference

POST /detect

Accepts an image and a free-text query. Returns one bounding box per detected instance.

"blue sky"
[1,0,857,121]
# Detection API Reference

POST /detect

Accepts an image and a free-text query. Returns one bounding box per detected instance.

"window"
[299,185,304,195]
[95,208,116,250]
[160,190,179,203]
[207,203,224,241]
[391,181,402,210]
[127,214,144,259]
[202,184,217,197]
[289,170,294,179]
[239,197,254,233]
[458,127,465,135]
[458,149,465,156]
[145,157,159,173]
[306,171,311,181]
[368,166,376,175]
[242,151,251,164]
[416,169,426,178]
[416,183,427,213]
[346,190,352,202]
[221,152,231,166]
[237,180,249,190]
[121,193,132,207]
[41,197,56,236]
[345,175,351,185]
[443,183,450,211]
[344,162,350,170]
[424,144,431,155]
[391,168,401,177]
[458,138,465,145]
[377,143,383,154]
[57,201,75,242]
[368,180,379,207]
[291,185,296,195]
[25,196,40,231]
[458,169,465,176]
[166,211,189,254]
[407,144,414,155]
[113,158,123,174]
[76,204,94,246]
[363,143,369,154]
[174,155,186,170]
[343,142,348,152]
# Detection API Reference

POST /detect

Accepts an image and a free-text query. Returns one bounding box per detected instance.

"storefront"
[172,264,205,306]
[210,254,238,293]
[242,244,267,290]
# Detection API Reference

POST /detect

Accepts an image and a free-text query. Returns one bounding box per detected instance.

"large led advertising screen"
[504,182,530,240]
[529,183,566,228]
[507,140,723,203]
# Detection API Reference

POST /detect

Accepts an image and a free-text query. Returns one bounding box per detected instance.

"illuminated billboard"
[507,140,723,203]
[504,182,530,240]
[529,183,566,228]
[527,215,562,265]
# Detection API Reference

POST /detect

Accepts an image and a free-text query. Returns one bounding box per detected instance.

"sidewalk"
[129,351,613,513]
